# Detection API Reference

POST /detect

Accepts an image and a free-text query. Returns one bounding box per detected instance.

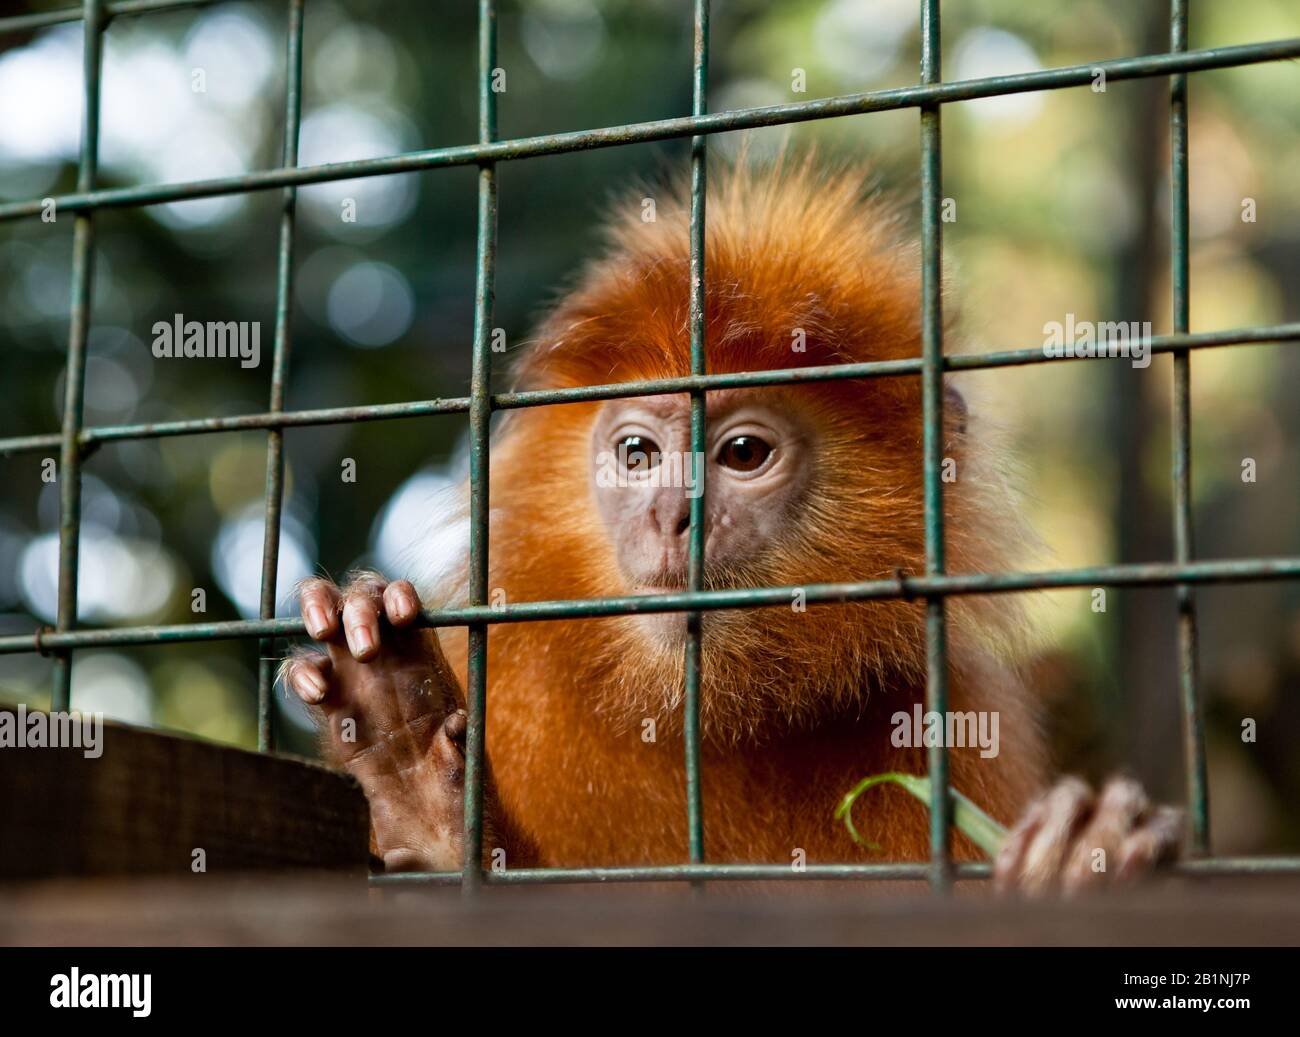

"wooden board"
[0,710,370,879]
[2,874,1299,945]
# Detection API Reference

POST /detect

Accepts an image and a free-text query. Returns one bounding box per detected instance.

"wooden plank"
[0,709,369,879]
[2,874,1300,945]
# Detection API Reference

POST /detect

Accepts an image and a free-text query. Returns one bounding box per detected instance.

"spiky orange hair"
[519,154,924,388]
[428,152,1045,868]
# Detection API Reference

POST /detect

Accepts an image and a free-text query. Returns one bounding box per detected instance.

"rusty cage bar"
[0,0,1299,889]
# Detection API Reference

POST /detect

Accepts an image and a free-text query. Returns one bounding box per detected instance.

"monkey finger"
[298,577,342,642]
[283,650,334,706]
[431,709,469,772]
[1115,805,1184,883]
[422,630,468,716]
[1061,841,1111,896]
[340,574,387,661]
[1007,777,1094,897]
[1078,776,1149,864]
[383,579,421,627]
[1059,776,1150,893]
[993,796,1049,894]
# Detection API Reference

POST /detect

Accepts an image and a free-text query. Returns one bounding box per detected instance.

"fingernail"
[395,588,416,620]
[351,625,375,657]
[295,670,326,703]
[306,606,330,639]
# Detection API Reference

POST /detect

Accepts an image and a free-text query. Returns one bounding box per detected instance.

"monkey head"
[486,155,1018,743]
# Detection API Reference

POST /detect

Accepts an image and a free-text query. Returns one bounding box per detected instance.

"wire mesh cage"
[1,0,1299,892]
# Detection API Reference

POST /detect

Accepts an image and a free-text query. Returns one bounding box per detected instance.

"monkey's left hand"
[993,776,1184,896]
[284,572,481,873]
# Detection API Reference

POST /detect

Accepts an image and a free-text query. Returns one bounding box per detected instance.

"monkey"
[284,153,1183,895]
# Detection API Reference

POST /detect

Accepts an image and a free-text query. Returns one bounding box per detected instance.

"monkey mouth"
[633,583,687,597]
[630,568,689,596]
[630,564,757,597]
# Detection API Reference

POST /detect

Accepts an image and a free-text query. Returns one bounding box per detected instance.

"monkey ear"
[944,384,967,437]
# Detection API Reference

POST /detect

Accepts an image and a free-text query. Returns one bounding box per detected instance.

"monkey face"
[590,389,813,641]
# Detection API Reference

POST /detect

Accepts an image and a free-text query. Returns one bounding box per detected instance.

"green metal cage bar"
[3,37,1299,221]
[683,0,709,879]
[255,0,304,753]
[4,555,1299,656]
[0,0,220,35]
[462,0,498,896]
[1169,0,1209,857]
[368,855,1300,887]
[2,323,1298,459]
[3,0,1299,886]
[919,0,951,893]
[50,0,104,712]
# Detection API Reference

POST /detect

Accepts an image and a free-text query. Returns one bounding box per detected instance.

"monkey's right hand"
[284,572,473,873]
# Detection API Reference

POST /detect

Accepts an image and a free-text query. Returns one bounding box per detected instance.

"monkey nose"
[649,499,691,539]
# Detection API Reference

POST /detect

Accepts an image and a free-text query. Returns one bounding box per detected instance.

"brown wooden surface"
[0,712,369,879]
[2,710,1298,946]
[2,873,1299,945]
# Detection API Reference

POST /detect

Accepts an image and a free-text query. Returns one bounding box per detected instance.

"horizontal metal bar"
[0,0,222,34]
[1,37,1297,223]
[2,321,1296,458]
[369,855,1300,887]
[2,555,1296,655]
[373,862,993,886]
[0,399,470,457]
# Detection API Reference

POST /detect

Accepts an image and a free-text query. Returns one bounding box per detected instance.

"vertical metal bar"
[919,0,952,892]
[51,0,105,710]
[683,0,709,871]
[255,0,305,752]
[1169,0,1209,854]
[463,0,498,894]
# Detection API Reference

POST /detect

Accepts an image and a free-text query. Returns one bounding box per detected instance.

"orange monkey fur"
[425,155,1047,868]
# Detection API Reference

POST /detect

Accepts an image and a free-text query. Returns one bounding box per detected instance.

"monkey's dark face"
[590,389,813,643]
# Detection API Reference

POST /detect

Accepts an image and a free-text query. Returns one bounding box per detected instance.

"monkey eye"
[617,435,660,471]
[717,435,772,472]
